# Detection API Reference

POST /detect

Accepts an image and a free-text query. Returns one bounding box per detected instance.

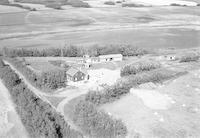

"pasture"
[100,66,200,138]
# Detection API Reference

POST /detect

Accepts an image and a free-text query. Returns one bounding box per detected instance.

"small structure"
[82,54,123,66]
[99,54,123,62]
[66,67,89,82]
[164,55,176,61]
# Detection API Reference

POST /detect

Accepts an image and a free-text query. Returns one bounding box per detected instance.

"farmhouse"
[66,67,89,82]
[99,54,123,62]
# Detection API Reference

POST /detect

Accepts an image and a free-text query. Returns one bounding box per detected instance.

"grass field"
[99,62,200,137]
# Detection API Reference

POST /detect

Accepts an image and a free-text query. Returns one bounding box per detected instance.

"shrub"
[104,1,115,5]
[86,68,186,105]
[85,83,131,105]
[3,45,148,58]
[0,0,9,4]
[73,100,127,137]
[119,45,148,56]
[120,69,187,86]
[116,1,122,3]
[179,53,200,62]
[0,58,5,67]
[120,60,161,77]
[122,3,145,7]
[0,59,82,138]
[45,3,62,9]
[66,0,90,8]
[170,3,182,6]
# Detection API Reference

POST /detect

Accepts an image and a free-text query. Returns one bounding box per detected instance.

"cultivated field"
[0,3,200,49]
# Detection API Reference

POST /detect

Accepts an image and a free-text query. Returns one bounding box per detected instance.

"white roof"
[99,54,122,59]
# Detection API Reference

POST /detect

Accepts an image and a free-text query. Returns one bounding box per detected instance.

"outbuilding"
[164,55,176,61]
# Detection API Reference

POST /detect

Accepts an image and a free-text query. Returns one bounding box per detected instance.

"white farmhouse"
[99,54,123,62]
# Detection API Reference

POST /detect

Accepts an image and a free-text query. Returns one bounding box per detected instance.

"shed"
[164,55,176,61]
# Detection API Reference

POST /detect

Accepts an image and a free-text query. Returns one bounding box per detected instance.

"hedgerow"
[179,53,200,62]
[85,83,131,105]
[5,58,66,92]
[72,100,127,138]
[86,68,187,105]
[3,44,148,57]
[104,1,115,5]
[0,58,82,138]
[120,60,161,77]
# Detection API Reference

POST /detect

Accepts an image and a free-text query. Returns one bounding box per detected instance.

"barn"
[99,54,123,62]
[66,67,89,82]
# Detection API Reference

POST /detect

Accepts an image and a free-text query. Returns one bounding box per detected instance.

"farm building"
[164,55,176,61]
[82,54,123,68]
[99,54,123,62]
[66,67,89,82]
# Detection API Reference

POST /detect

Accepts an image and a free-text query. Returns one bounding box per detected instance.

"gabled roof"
[66,67,79,77]
[66,67,88,77]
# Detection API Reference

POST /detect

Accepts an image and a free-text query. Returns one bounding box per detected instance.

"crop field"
[0,5,200,49]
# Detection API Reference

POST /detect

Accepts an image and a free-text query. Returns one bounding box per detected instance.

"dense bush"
[86,68,186,105]
[85,83,131,105]
[66,0,90,8]
[14,0,68,5]
[122,3,145,7]
[104,1,115,5]
[120,60,161,77]
[0,58,5,67]
[0,0,9,4]
[120,69,187,86]
[170,3,182,6]
[6,58,66,92]
[45,3,62,9]
[0,59,82,138]
[40,70,66,89]
[179,53,200,62]
[3,44,148,57]
[73,100,127,138]
[116,1,122,3]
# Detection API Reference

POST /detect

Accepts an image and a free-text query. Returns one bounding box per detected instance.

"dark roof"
[66,67,88,77]
[66,68,79,77]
